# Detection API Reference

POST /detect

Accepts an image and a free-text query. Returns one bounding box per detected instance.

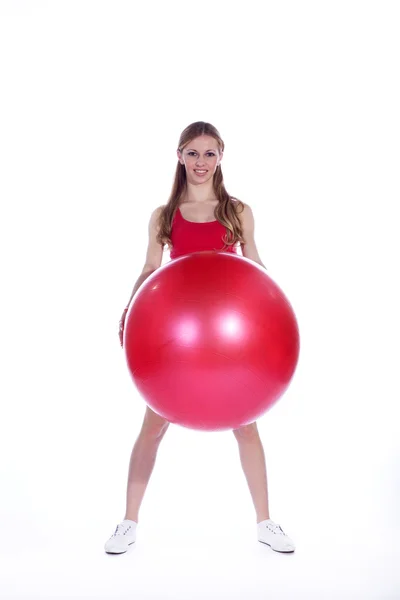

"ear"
[177,149,184,165]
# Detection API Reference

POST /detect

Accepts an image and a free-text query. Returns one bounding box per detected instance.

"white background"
[1,1,399,598]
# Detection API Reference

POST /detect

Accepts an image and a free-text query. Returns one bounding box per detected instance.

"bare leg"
[124,405,169,523]
[233,422,270,523]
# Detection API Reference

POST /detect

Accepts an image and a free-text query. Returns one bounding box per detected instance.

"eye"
[187,152,216,157]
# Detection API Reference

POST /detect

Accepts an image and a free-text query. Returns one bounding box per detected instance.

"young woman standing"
[104,122,295,554]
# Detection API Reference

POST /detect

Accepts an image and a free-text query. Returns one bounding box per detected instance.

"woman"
[104,121,295,554]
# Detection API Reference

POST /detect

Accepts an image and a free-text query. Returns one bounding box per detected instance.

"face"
[177,135,223,183]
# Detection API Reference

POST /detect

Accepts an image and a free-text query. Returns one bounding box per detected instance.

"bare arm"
[239,203,267,269]
[119,206,166,346]
[124,205,166,308]
[124,270,154,308]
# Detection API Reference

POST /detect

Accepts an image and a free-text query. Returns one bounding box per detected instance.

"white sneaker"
[257,519,295,553]
[104,519,137,554]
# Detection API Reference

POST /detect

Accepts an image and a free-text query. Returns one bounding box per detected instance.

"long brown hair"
[156,121,245,252]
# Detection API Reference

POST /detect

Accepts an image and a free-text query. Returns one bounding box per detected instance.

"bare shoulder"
[153,204,166,218]
[235,201,254,231]
[149,205,166,230]
[234,201,265,267]
[143,205,167,273]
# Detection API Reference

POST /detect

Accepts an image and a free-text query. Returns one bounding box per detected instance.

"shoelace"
[113,523,132,537]
[264,522,285,535]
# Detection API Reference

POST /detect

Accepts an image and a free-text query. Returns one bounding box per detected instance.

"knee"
[142,420,170,442]
[232,421,259,442]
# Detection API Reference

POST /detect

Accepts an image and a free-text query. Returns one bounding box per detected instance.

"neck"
[182,181,217,204]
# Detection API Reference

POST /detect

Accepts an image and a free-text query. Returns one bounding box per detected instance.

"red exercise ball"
[124,251,300,431]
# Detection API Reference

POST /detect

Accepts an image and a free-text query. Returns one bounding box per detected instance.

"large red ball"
[124,251,300,431]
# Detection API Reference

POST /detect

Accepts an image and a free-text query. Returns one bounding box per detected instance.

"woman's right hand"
[119,307,129,347]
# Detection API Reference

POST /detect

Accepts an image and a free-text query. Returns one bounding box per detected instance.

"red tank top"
[170,206,239,260]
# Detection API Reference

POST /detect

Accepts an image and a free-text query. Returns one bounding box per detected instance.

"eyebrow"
[186,148,217,152]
